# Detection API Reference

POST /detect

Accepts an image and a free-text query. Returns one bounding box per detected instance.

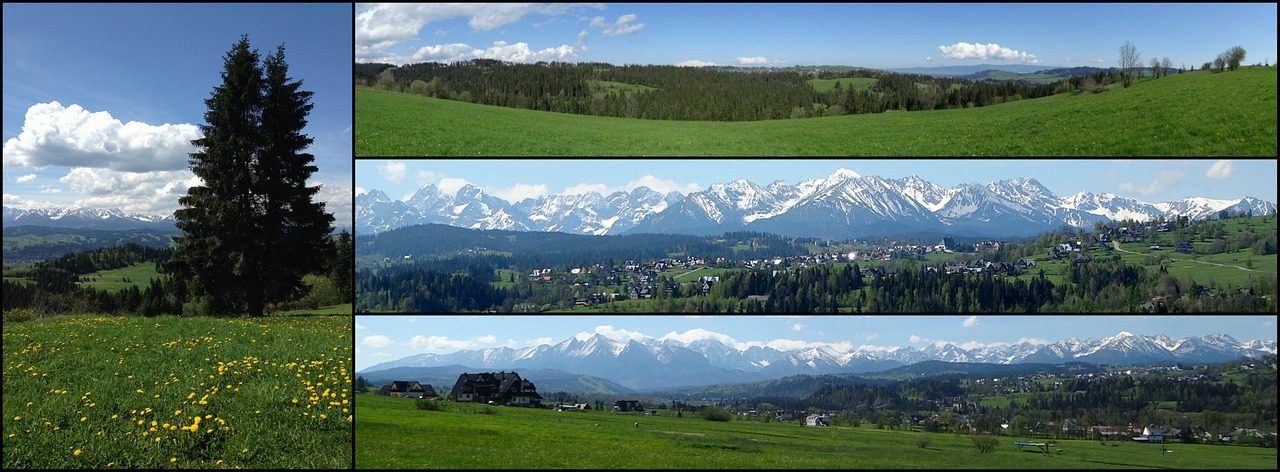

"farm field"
[2,314,353,469]
[354,394,1276,469]
[355,66,1276,156]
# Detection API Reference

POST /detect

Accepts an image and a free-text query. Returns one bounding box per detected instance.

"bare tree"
[1162,57,1173,76]
[1150,57,1162,78]
[1214,53,1227,73]
[1119,41,1140,87]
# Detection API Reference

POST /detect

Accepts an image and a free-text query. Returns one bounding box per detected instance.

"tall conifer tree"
[172,36,334,317]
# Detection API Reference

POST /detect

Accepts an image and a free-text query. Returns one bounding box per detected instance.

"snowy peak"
[3,205,176,231]
[355,169,1277,238]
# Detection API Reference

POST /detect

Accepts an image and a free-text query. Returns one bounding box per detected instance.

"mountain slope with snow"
[360,331,1276,391]
[355,169,1277,238]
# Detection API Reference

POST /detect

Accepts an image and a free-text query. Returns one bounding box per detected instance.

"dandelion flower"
[74,449,82,456]
[170,458,177,463]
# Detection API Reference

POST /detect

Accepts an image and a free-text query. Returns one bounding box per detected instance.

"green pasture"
[806,77,878,93]
[356,66,1276,156]
[590,80,657,98]
[354,394,1276,468]
[77,262,163,292]
[2,314,352,469]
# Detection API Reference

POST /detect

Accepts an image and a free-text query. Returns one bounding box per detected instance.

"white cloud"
[601,13,645,37]
[489,183,549,203]
[356,323,365,331]
[15,174,36,184]
[675,59,719,67]
[1118,169,1184,196]
[791,323,805,332]
[562,182,613,195]
[379,161,406,182]
[406,40,582,64]
[737,56,769,65]
[937,42,1040,63]
[355,186,367,196]
[909,334,924,343]
[963,316,979,328]
[58,168,200,215]
[558,176,701,198]
[659,328,740,348]
[3,102,200,173]
[528,337,553,346]
[578,30,589,42]
[362,335,393,348]
[315,182,354,229]
[589,16,606,28]
[628,175,702,195]
[575,325,652,343]
[1206,160,1233,180]
[355,3,604,63]
[437,177,472,196]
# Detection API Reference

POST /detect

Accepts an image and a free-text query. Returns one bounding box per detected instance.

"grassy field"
[807,77,878,93]
[355,66,1276,156]
[3,314,353,469]
[355,394,1276,468]
[77,262,163,292]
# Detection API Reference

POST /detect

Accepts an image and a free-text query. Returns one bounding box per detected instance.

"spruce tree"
[172,36,334,317]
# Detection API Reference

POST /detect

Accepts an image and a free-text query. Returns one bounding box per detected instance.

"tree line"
[355,59,1062,122]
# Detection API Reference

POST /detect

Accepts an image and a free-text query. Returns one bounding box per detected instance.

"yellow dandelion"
[170,458,177,463]
[13,416,20,421]
[81,417,87,422]
[74,449,82,456]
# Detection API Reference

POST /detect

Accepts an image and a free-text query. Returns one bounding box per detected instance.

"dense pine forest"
[354,60,1094,121]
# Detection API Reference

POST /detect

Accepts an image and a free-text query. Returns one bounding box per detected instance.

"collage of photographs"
[3,3,1278,469]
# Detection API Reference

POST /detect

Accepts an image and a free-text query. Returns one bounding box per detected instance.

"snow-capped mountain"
[356,169,1277,239]
[3,205,176,231]
[360,331,1276,391]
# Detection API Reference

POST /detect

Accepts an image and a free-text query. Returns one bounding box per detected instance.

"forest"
[2,231,354,318]
[354,60,1085,121]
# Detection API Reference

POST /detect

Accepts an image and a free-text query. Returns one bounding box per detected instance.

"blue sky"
[355,159,1278,206]
[3,3,353,224]
[354,315,1277,371]
[355,3,1277,69]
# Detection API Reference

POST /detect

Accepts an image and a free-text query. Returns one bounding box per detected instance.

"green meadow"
[2,314,352,469]
[355,66,1276,156]
[355,394,1276,468]
[77,262,163,292]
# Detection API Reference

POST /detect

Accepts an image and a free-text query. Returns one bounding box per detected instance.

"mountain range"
[355,168,1276,240]
[359,331,1277,392]
[3,205,177,231]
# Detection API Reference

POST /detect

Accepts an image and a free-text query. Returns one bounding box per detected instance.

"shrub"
[972,434,999,453]
[917,434,933,449]
[699,406,732,422]
[477,406,499,415]
[415,399,444,411]
[2,308,35,323]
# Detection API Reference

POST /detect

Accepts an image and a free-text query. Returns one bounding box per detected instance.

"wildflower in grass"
[170,458,177,463]
[13,416,20,421]
[74,449,81,456]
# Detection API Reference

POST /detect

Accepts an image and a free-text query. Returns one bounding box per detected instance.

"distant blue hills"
[888,63,1065,76]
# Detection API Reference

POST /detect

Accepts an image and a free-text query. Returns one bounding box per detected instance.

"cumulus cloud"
[489,183,549,203]
[3,102,200,173]
[909,335,925,343]
[58,168,200,215]
[675,59,719,67]
[601,13,645,37]
[1206,160,1233,180]
[963,316,979,328]
[659,328,740,347]
[737,56,769,65]
[1118,169,1183,196]
[575,325,653,343]
[791,323,805,332]
[355,3,604,63]
[589,16,606,28]
[437,177,472,196]
[937,42,1040,63]
[15,174,36,184]
[559,175,702,197]
[379,161,406,182]
[405,40,582,64]
[362,335,393,348]
[315,182,354,229]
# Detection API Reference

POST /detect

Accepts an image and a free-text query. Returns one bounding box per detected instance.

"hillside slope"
[356,66,1276,156]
